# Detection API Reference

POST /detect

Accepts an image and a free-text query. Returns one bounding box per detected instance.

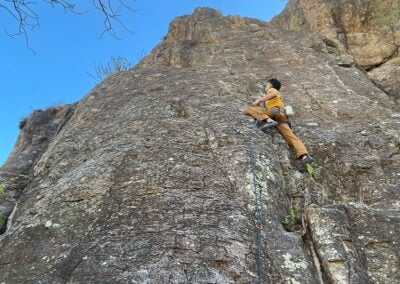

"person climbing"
[244,78,314,165]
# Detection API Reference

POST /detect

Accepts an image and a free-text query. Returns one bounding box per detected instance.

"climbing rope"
[246,118,265,284]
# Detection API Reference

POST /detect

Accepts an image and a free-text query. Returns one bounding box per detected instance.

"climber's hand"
[252,101,259,106]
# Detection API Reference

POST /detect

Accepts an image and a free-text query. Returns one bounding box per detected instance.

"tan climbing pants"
[244,106,308,159]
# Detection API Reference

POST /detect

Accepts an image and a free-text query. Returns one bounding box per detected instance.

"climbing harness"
[246,117,265,284]
[269,106,292,129]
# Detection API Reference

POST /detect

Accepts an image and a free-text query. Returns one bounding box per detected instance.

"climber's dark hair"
[268,78,281,90]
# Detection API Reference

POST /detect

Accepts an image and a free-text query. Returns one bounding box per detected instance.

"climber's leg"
[244,106,270,121]
[276,122,308,159]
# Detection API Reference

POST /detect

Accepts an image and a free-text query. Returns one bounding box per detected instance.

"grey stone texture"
[0,7,399,284]
[271,0,400,101]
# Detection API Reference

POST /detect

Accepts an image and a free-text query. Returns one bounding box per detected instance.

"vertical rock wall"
[0,7,399,283]
[272,0,400,102]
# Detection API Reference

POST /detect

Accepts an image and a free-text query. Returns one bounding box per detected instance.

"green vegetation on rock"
[306,163,321,176]
[0,214,6,229]
[0,183,6,197]
[282,207,299,231]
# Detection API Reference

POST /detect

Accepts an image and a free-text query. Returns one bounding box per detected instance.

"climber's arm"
[252,91,277,106]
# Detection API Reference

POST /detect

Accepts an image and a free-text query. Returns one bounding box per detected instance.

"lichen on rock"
[272,0,400,100]
[0,6,399,284]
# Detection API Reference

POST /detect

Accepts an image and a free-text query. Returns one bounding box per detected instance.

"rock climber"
[244,78,314,165]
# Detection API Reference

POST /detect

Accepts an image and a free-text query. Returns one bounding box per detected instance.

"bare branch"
[94,0,134,39]
[0,0,136,50]
[88,55,134,81]
[1,0,39,53]
[117,0,137,14]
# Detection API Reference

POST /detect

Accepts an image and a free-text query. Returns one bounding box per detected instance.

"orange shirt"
[266,88,285,109]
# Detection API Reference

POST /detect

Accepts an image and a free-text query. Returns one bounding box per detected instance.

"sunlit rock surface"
[0,7,399,283]
[272,0,400,101]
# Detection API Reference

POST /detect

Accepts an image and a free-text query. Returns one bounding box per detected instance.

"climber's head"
[266,78,281,91]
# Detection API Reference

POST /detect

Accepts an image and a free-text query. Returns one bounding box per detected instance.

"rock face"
[0,105,75,234]
[0,7,399,283]
[271,0,400,101]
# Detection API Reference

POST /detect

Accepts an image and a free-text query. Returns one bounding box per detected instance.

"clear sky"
[0,0,288,166]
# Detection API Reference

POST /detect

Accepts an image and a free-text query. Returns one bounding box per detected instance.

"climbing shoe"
[300,155,314,164]
[260,120,278,131]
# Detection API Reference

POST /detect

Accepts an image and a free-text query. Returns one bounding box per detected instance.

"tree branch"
[0,0,136,51]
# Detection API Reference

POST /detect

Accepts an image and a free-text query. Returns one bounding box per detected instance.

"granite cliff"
[0,6,399,284]
[272,0,400,102]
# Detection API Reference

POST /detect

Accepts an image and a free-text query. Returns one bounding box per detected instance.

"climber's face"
[265,83,272,92]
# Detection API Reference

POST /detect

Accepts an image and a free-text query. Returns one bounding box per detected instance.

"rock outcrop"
[0,105,75,234]
[0,7,399,283]
[271,0,400,102]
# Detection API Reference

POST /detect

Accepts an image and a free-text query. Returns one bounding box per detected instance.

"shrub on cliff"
[89,56,134,81]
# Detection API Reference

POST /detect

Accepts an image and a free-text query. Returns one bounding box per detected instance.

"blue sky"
[0,0,287,166]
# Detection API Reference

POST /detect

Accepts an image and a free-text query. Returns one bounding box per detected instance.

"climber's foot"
[260,120,278,131]
[253,119,263,127]
[300,155,314,164]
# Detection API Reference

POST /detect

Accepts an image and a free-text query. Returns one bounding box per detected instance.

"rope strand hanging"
[246,118,265,284]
